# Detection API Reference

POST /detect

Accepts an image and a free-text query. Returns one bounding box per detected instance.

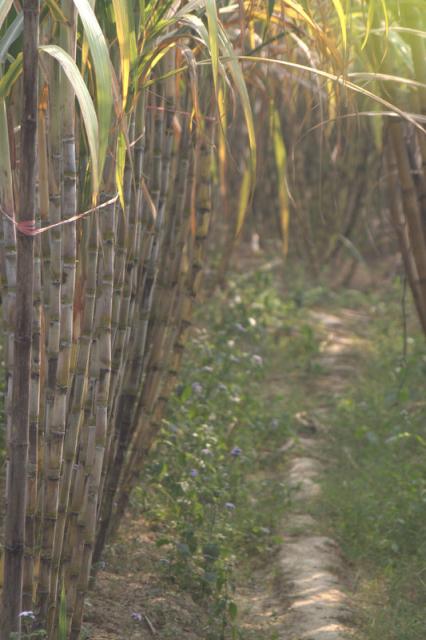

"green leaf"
[228,600,238,621]
[0,98,14,215]
[271,104,289,256]
[218,24,257,184]
[73,0,113,183]
[240,55,425,134]
[330,0,347,51]
[361,0,376,50]
[112,0,137,106]
[40,44,100,194]
[236,165,251,237]
[115,131,126,209]
[0,52,22,98]
[0,12,23,64]
[0,0,13,31]
[205,0,219,99]
[45,0,69,24]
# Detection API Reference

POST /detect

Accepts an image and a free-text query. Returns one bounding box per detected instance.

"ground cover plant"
[319,282,426,640]
[134,272,291,638]
[102,269,324,639]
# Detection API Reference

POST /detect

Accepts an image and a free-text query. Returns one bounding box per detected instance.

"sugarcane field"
[1,1,426,639]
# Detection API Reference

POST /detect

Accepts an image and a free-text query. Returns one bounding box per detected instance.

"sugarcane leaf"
[115,131,126,210]
[380,0,389,39]
[0,52,22,98]
[0,11,23,64]
[0,0,13,30]
[205,0,219,99]
[240,55,426,133]
[45,0,69,24]
[372,26,426,39]
[348,71,426,91]
[330,0,347,50]
[218,24,257,182]
[283,0,318,34]
[271,104,289,257]
[181,14,210,49]
[0,98,14,214]
[175,0,206,18]
[236,165,251,236]
[139,41,176,83]
[73,0,113,182]
[112,0,137,106]
[40,44,100,194]
[361,0,376,50]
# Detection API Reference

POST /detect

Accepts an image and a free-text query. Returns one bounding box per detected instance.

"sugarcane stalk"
[95,97,150,553]
[1,0,39,635]
[22,235,41,612]
[0,98,17,568]
[111,121,214,531]
[69,192,115,636]
[35,54,64,621]
[401,6,426,219]
[389,121,426,314]
[387,133,426,332]
[59,214,98,588]
[99,116,136,507]
[94,87,167,562]
[44,3,78,629]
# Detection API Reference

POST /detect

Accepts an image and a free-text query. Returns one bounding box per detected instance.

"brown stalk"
[1,0,39,636]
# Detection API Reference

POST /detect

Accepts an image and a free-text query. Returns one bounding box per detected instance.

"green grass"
[318,281,426,640]
[133,269,322,638]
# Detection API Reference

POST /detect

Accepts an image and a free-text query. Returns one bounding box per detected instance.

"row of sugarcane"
[364,3,426,333]
[0,1,220,637]
[211,16,386,284]
[210,1,426,300]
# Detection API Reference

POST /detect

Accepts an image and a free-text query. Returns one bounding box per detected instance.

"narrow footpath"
[238,307,370,640]
[85,300,372,640]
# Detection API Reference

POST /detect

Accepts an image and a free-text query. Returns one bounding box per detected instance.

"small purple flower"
[251,354,263,366]
[190,468,199,477]
[192,382,203,396]
[235,323,246,333]
[131,612,143,622]
[230,446,242,457]
[225,502,236,510]
[201,448,212,456]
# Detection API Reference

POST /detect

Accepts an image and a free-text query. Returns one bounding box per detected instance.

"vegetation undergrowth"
[128,269,323,639]
[318,281,426,640]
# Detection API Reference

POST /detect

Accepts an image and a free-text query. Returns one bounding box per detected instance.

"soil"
[85,307,367,639]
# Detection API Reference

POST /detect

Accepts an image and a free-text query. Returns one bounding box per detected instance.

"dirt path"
[85,306,369,639]
[238,308,370,640]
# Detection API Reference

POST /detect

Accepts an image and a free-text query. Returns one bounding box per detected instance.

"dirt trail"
[86,306,369,639]
[239,308,370,640]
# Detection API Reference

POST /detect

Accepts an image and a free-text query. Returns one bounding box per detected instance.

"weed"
[134,272,306,637]
[319,283,426,640]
